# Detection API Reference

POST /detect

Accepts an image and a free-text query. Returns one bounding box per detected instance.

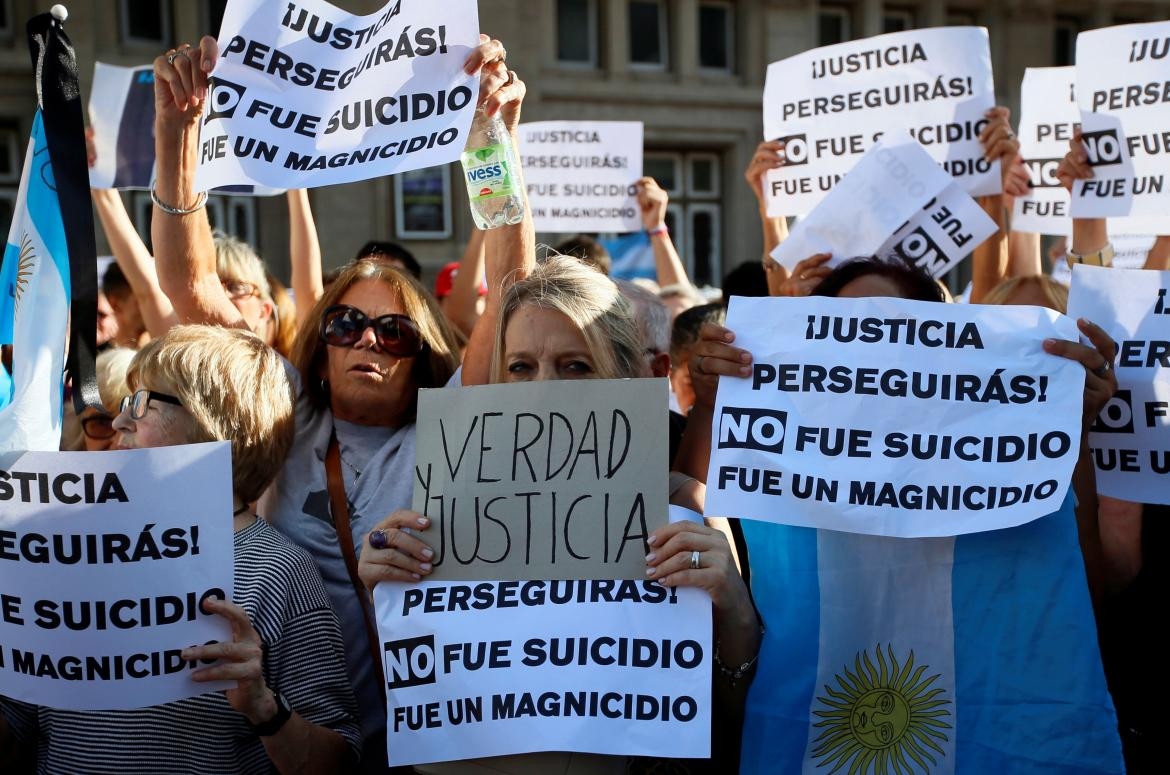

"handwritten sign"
[413,379,668,581]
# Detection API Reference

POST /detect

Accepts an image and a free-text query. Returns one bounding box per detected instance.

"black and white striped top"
[1,518,362,774]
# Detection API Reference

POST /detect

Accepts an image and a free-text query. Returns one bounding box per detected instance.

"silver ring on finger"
[167,49,188,66]
[1092,361,1111,378]
[696,356,707,375]
[689,550,701,570]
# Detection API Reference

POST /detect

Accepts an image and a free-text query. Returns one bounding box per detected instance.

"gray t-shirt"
[260,376,418,773]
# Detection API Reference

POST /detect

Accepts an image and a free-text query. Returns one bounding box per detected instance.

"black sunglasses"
[319,304,425,357]
[81,412,116,440]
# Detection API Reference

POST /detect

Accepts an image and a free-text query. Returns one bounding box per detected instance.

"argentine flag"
[0,111,71,452]
[739,495,1123,774]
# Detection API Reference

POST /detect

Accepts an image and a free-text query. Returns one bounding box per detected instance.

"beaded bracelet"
[150,183,208,216]
[714,624,765,687]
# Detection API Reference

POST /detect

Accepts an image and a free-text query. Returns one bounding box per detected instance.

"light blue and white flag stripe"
[0,111,72,453]
[739,494,1123,774]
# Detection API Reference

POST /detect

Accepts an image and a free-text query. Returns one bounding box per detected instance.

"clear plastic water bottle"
[460,107,525,229]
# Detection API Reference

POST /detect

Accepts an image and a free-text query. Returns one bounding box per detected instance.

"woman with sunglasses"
[357,256,761,773]
[148,33,522,771]
[72,347,136,451]
[0,325,360,773]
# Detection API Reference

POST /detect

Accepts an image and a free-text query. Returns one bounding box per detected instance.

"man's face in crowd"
[105,289,144,344]
[95,291,119,347]
[321,278,419,425]
[502,306,597,382]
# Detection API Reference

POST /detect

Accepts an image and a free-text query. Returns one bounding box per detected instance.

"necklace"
[339,453,362,490]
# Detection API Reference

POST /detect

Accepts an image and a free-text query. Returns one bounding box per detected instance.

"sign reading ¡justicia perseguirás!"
[1071,20,1170,219]
[374,508,712,766]
[0,443,234,710]
[1069,266,1170,505]
[195,0,480,191]
[705,296,1086,538]
[762,26,999,217]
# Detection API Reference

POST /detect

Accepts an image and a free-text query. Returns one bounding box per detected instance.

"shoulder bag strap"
[326,432,386,686]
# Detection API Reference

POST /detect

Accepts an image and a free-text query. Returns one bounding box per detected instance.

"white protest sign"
[1012,66,1170,235]
[375,505,712,767]
[196,0,480,191]
[1070,21,1170,218]
[519,121,643,233]
[1068,266,1170,504]
[876,182,997,279]
[763,26,998,217]
[413,379,668,581]
[0,443,234,710]
[705,296,1084,538]
[89,63,281,195]
[772,131,952,272]
[1012,67,1079,234]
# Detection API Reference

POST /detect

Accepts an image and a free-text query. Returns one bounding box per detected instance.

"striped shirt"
[1,518,361,774]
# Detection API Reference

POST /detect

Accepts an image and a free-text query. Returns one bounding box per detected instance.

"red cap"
[435,262,488,299]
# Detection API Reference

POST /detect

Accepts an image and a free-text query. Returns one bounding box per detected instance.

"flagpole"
[28,5,101,413]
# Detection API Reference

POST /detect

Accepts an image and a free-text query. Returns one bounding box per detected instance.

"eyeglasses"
[81,412,116,440]
[119,389,184,420]
[319,305,425,357]
[222,279,261,300]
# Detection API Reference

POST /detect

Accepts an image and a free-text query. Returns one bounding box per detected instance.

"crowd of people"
[0,25,1164,775]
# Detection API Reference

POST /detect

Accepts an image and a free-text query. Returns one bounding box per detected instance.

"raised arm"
[1056,128,1110,259]
[635,177,692,290]
[287,189,324,321]
[442,227,487,338]
[968,107,1021,303]
[462,36,535,386]
[745,141,790,295]
[151,37,247,330]
[91,187,178,337]
[1144,235,1170,270]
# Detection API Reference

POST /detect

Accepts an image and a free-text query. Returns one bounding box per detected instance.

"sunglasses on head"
[319,304,425,357]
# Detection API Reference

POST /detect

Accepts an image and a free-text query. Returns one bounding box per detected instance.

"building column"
[860,0,883,39]
[921,0,946,28]
[676,0,699,81]
[605,0,629,76]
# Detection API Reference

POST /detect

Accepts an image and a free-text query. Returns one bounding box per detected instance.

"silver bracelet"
[150,183,208,216]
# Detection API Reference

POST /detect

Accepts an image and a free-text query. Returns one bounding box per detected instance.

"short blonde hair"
[96,347,135,413]
[982,275,1068,313]
[214,231,271,299]
[289,258,460,415]
[491,255,645,383]
[128,325,295,503]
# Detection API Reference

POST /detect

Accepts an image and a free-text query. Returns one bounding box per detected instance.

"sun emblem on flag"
[810,644,952,775]
[13,233,37,309]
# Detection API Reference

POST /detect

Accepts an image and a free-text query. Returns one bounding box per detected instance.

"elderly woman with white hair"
[0,326,360,773]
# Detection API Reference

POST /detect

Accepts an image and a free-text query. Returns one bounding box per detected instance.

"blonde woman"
[358,256,761,772]
[75,347,137,451]
[0,326,359,772]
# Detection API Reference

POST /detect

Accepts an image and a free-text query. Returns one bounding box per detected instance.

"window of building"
[0,121,20,242]
[394,166,452,240]
[203,0,229,38]
[698,1,734,72]
[1054,16,1079,67]
[0,0,14,39]
[883,8,915,34]
[644,150,723,286]
[131,191,258,252]
[946,10,979,26]
[120,0,172,47]
[557,0,599,67]
[818,5,852,47]
[629,0,668,69]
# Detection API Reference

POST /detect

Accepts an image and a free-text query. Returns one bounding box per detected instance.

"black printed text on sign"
[1068,265,1170,505]
[762,27,999,217]
[412,379,669,581]
[196,0,481,191]
[704,296,1085,538]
